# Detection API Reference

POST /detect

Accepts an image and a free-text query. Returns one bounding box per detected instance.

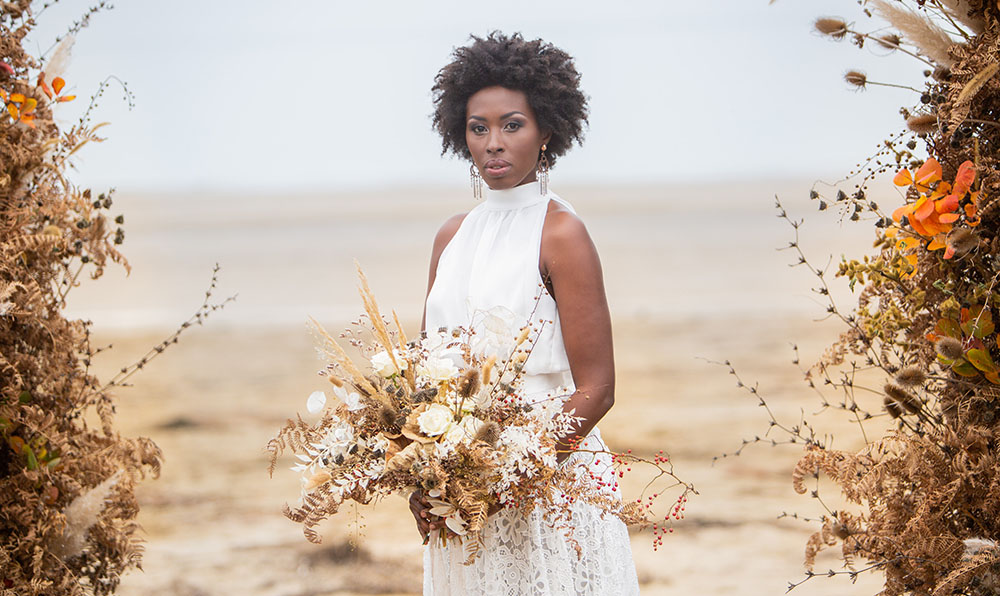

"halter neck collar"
[483,180,550,210]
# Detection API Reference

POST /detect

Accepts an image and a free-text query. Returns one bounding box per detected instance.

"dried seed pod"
[895,365,926,387]
[906,113,937,134]
[946,228,979,258]
[844,70,867,89]
[474,421,501,447]
[884,396,904,419]
[885,382,922,414]
[457,368,480,399]
[936,337,964,361]
[815,17,848,39]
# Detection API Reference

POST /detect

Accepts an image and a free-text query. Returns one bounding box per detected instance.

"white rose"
[417,403,455,437]
[443,415,486,446]
[418,356,460,382]
[371,349,407,377]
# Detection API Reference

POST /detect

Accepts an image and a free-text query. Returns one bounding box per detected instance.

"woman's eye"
[504,121,522,131]
[470,124,487,134]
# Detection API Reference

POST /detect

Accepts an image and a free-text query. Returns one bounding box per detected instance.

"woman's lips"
[484,160,511,177]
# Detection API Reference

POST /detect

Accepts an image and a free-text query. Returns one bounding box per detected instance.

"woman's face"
[465,86,551,191]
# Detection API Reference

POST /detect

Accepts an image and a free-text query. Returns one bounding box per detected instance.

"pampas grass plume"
[907,114,938,134]
[936,337,965,361]
[869,0,957,67]
[895,365,927,387]
[815,17,849,40]
[51,471,121,561]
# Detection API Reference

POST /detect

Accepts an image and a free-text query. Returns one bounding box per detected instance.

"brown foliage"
[0,4,162,594]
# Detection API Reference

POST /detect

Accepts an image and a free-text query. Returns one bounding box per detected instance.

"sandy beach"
[68,181,899,595]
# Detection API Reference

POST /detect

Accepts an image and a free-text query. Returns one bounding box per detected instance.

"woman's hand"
[409,489,434,542]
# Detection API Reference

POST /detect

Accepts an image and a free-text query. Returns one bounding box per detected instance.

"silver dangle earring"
[537,144,549,196]
[470,163,484,200]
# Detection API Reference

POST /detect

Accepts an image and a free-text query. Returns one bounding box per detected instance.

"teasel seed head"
[883,396,904,419]
[947,227,979,258]
[844,70,868,89]
[815,17,848,39]
[379,403,400,428]
[906,113,938,134]
[327,374,344,387]
[875,33,901,50]
[895,365,926,387]
[457,368,481,399]
[474,421,501,447]
[936,337,965,361]
[885,382,922,414]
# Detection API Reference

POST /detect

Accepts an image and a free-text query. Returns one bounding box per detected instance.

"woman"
[410,32,640,595]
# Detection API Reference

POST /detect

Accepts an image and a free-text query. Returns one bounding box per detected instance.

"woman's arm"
[540,204,615,459]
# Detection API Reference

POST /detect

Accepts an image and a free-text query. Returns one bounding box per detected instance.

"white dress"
[423,180,640,596]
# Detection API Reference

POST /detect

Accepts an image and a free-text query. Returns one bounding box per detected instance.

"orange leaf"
[892,204,915,222]
[914,197,935,221]
[936,194,960,213]
[885,226,900,238]
[928,238,947,251]
[0,88,7,102]
[7,104,18,120]
[905,254,919,266]
[56,95,75,102]
[20,113,35,128]
[36,72,52,99]
[909,217,931,237]
[897,237,920,251]
[9,92,24,103]
[953,160,975,195]
[21,97,36,114]
[914,158,942,186]
[52,77,65,95]
[893,168,913,187]
[944,246,956,260]
[938,212,960,224]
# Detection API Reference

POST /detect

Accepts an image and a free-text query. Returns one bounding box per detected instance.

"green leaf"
[985,371,1000,385]
[964,306,996,339]
[22,444,37,470]
[966,348,997,373]
[952,359,980,377]
[937,318,962,338]
[18,391,31,404]
[45,457,61,469]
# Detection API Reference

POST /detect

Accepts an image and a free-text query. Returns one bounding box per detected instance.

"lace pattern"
[423,430,640,596]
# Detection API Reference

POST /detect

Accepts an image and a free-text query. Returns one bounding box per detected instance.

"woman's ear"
[541,131,553,148]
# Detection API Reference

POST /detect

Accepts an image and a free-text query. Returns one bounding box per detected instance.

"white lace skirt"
[422,428,640,596]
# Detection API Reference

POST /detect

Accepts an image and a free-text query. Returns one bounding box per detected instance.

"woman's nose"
[486,130,504,153]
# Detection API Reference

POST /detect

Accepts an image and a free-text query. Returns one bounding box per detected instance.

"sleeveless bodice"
[425,180,572,383]
[422,180,639,596]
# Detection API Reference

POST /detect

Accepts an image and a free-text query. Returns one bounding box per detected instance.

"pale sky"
[25,0,926,193]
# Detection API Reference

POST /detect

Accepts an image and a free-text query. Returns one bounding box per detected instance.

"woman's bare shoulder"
[543,200,591,247]
[433,212,468,253]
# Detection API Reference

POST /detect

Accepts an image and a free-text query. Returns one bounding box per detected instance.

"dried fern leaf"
[949,61,1000,131]
[931,548,1000,596]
